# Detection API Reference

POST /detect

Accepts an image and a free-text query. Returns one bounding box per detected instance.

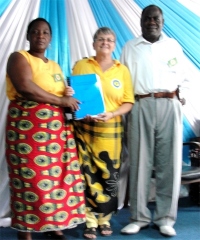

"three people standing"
[5,4,189,239]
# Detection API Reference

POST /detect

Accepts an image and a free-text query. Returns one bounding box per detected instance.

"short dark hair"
[141,5,163,18]
[27,18,52,36]
[93,27,116,42]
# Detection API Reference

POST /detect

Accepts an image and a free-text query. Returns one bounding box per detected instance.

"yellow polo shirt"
[6,50,65,100]
[72,57,134,112]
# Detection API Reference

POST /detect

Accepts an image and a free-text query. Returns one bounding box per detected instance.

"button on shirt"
[120,34,189,98]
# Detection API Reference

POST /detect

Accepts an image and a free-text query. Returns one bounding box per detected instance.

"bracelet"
[111,112,115,118]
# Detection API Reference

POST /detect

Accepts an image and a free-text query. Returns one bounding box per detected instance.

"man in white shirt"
[120,4,188,237]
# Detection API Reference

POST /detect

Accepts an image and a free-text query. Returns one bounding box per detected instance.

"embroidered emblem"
[168,58,177,67]
[52,74,63,82]
[111,79,121,89]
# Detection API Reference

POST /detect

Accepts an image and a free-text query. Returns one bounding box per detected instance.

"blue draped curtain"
[88,0,134,59]
[0,0,12,16]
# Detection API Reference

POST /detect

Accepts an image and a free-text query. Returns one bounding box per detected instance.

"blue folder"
[67,74,105,120]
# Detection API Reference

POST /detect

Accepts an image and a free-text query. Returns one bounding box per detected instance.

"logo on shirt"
[168,58,178,67]
[111,79,121,89]
[52,74,63,82]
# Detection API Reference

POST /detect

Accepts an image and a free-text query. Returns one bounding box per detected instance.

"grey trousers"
[128,97,183,227]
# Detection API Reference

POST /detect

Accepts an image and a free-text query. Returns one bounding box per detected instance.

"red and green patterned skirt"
[6,101,85,232]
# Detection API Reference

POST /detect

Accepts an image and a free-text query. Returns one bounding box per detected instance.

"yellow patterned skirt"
[73,116,123,216]
[6,101,85,232]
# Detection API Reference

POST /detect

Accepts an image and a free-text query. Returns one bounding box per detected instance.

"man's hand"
[180,98,186,105]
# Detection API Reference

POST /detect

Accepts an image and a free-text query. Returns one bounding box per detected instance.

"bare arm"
[7,52,79,111]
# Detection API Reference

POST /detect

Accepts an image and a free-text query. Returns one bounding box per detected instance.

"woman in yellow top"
[67,27,134,239]
[6,18,85,240]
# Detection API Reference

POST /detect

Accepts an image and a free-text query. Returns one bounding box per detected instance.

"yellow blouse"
[72,57,134,112]
[6,50,65,100]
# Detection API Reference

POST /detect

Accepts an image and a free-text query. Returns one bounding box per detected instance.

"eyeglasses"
[95,38,115,43]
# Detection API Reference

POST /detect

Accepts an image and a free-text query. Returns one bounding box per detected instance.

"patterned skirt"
[73,116,123,216]
[6,101,85,232]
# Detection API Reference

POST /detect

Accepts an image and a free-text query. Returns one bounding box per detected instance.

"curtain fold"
[88,0,134,59]
[177,0,200,16]
[0,0,40,225]
[66,0,97,70]
[111,0,142,38]
[0,0,12,16]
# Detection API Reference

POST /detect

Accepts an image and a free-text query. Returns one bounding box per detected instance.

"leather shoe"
[121,223,140,234]
[159,226,176,236]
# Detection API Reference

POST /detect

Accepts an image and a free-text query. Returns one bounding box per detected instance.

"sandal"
[99,224,113,236]
[83,227,97,239]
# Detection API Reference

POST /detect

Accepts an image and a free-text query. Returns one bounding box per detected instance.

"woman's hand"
[84,112,114,122]
[83,102,133,122]
[64,86,74,96]
[95,112,114,122]
[60,96,80,112]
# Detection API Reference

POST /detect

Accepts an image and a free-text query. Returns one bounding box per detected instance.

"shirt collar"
[88,56,121,66]
[134,33,167,45]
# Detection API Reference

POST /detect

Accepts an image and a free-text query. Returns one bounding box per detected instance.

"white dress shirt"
[120,34,189,98]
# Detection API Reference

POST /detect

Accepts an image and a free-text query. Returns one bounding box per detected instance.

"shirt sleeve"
[122,65,135,104]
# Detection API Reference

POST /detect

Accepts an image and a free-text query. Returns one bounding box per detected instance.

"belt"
[135,91,176,100]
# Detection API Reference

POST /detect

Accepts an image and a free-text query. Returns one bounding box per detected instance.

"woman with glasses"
[66,27,134,239]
